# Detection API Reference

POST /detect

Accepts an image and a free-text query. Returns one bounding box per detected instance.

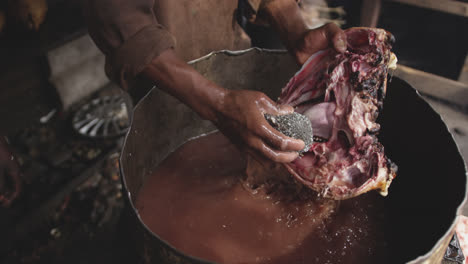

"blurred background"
[0,0,467,263]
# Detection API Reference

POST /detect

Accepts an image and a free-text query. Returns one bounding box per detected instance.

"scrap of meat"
[456,215,468,263]
[278,27,398,200]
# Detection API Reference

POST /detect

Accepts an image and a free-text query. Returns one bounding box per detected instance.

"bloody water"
[135,132,388,264]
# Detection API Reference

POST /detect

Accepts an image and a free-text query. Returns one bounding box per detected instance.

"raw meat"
[455,215,468,263]
[278,27,398,199]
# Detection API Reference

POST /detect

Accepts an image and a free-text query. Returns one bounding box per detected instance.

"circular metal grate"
[72,95,130,138]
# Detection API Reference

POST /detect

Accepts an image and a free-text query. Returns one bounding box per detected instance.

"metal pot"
[119,49,467,264]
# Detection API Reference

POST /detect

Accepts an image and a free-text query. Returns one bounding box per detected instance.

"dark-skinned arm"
[83,0,303,162]
[141,0,348,163]
[84,0,345,163]
[260,0,347,64]
[142,50,305,163]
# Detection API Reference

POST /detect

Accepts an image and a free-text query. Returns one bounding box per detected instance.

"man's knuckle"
[255,124,268,136]
[262,150,275,160]
[271,137,285,150]
[245,135,260,150]
[271,156,281,163]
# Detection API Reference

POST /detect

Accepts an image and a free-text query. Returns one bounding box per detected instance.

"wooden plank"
[389,0,468,17]
[459,54,468,85]
[393,64,468,110]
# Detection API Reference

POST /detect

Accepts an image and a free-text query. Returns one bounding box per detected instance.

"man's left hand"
[262,0,347,65]
[292,23,347,65]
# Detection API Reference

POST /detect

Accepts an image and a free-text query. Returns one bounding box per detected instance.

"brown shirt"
[84,0,275,90]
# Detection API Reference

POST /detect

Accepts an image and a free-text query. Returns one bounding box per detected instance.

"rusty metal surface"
[120,48,467,264]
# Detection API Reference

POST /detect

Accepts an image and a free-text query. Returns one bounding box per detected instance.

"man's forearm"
[142,49,226,122]
[261,0,308,52]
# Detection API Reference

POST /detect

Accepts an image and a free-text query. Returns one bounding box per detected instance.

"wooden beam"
[459,54,468,85]
[389,0,468,17]
[393,64,468,110]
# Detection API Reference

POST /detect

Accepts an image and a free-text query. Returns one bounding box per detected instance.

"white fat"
[377,167,390,196]
[348,96,376,137]
[388,52,398,70]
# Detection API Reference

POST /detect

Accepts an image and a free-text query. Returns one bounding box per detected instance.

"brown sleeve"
[83,0,175,90]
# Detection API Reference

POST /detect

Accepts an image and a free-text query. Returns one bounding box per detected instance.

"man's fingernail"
[297,139,306,150]
[278,105,294,114]
[336,38,346,52]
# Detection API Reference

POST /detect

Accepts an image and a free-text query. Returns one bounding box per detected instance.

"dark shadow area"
[379,77,466,263]
[377,3,468,80]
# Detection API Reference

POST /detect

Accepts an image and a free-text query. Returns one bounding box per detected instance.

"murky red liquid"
[135,132,388,264]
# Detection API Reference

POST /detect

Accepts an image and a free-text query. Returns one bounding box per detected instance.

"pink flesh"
[302,102,336,139]
[278,28,397,200]
[456,216,468,263]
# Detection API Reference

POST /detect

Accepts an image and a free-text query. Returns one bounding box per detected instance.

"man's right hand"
[213,89,304,163]
[143,50,304,163]
[0,137,22,207]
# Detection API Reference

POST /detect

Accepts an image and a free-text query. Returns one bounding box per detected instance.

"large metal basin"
[120,48,467,264]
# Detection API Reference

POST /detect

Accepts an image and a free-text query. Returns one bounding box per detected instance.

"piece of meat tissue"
[266,28,398,200]
[456,216,468,263]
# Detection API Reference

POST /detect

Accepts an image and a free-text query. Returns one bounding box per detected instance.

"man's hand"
[143,50,304,163]
[0,137,22,207]
[262,0,347,65]
[213,90,304,163]
[292,23,347,65]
